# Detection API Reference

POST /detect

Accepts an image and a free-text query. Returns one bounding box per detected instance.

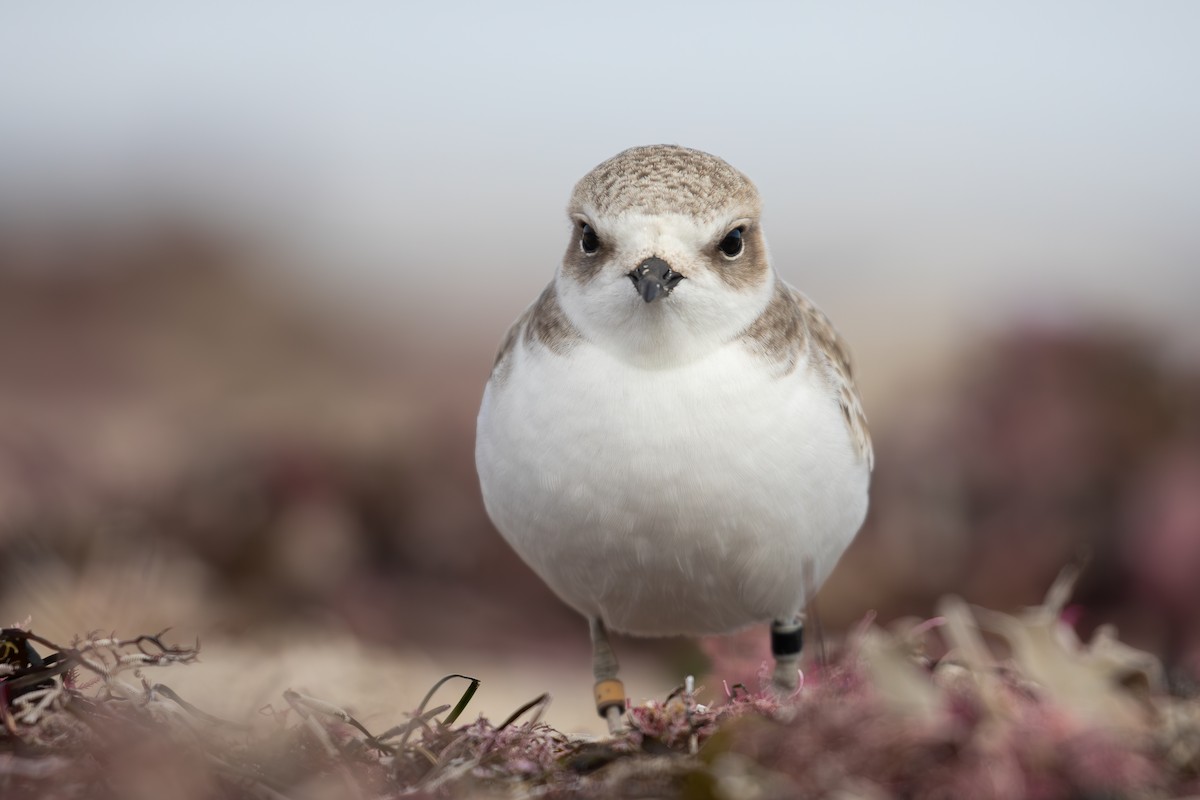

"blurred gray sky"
[2,1,1199,386]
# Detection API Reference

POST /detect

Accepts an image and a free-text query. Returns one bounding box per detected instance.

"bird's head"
[555,145,776,366]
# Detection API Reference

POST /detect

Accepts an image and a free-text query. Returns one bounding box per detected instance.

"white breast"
[476,338,869,637]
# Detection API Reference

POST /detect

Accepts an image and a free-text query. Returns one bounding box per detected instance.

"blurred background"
[1,1,1198,733]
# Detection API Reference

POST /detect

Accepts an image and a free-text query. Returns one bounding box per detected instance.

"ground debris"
[5,586,1200,799]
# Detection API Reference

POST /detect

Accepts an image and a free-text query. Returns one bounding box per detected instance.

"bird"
[475,144,872,733]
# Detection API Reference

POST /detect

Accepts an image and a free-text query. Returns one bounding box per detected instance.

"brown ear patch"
[707,224,771,291]
[561,222,606,284]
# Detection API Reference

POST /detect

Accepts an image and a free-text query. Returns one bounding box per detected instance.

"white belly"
[476,341,869,636]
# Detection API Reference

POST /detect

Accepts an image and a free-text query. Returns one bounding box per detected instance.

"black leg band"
[771,622,803,657]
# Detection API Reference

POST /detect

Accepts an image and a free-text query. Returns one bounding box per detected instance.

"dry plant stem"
[12,676,65,724]
[279,693,368,800]
[421,755,480,794]
[151,683,250,731]
[23,630,198,683]
[2,629,200,741]
[282,690,341,759]
[1,704,16,736]
[496,692,551,732]
[422,732,471,778]
[397,673,479,752]
[1,659,75,695]
[283,689,394,754]
[375,704,451,744]
[5,604,1197,800]
[420,692,555,791]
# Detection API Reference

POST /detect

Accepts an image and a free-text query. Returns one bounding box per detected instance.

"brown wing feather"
[490,282,581,385]
[741,280,873,470]
[787,286,874,470]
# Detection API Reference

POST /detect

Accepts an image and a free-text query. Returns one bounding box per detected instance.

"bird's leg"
[590,617,626,734]
[770,614,805,694]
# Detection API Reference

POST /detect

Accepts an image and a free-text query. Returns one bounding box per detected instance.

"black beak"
[629,257,684,303]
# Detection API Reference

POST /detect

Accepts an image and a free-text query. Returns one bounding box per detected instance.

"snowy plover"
[476,145,872,731]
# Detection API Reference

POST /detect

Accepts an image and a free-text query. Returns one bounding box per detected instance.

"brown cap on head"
[569,144,761,220]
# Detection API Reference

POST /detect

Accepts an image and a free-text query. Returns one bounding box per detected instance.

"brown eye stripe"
[709,225,769,290]
[562,224,606,283]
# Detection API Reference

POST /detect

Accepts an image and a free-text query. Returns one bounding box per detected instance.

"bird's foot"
[770,658,802,698]
[603,704,626,735]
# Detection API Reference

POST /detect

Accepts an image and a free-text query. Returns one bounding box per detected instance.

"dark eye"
[580,222,600,255]
[718,227,744,258]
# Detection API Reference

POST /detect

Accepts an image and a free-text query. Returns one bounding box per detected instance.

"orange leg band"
[594,678,626,717]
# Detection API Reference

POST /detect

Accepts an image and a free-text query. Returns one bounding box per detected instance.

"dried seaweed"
[4,577,1200,799]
